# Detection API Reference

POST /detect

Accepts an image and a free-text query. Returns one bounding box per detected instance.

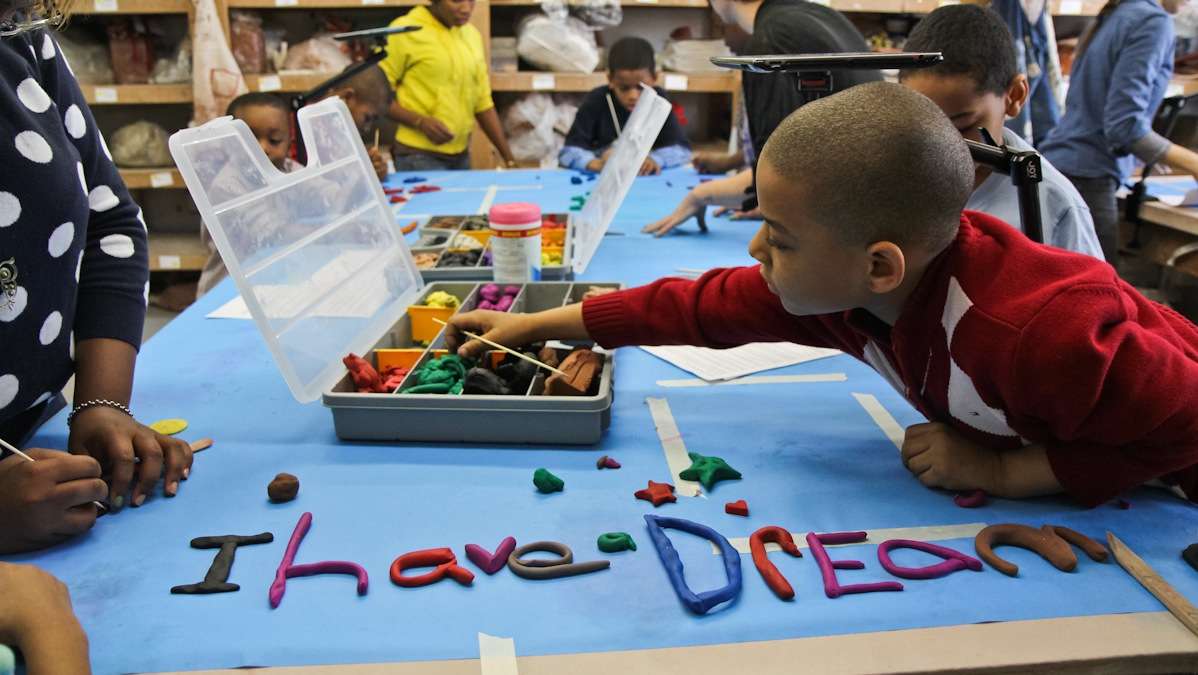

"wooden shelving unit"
[147,232,210,272]
[226,0,419,8]
[118,168,184,190]
[80,83,192,105]
[71,0,191,13]
[490,71,739,93]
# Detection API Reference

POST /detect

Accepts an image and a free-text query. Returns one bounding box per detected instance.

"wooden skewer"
[0,437,107,512]
[373,128,380,151]
[432,317,568,377]
[1107,531,1198,637]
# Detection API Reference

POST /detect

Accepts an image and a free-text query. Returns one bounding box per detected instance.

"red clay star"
[635,480,677,507]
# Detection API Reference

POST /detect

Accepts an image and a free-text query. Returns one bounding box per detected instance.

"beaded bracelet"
[66,399,133,426]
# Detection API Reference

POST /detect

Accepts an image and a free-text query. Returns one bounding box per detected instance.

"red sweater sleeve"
[581,266,851,351]
[1012,283,1198,506]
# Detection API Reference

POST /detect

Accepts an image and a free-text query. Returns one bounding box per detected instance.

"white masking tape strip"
[657,373,847,388]
[646,397,703,497]
[478,633,518,675]
[852,392,905,451]
[477,184,499,215]
[715,522,988,555]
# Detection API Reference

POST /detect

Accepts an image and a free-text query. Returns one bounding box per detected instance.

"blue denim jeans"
[392,150,471,172]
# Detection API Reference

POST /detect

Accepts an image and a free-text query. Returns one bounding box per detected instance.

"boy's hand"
[417,116,454,145]
[642,190,708,237]
[68,406,193,511]
[692,152,730,174]
[446,310,539,360]
[900,422,1001,493]
[0,451,106,554]
[586,158,606,172]
[368,147,387,180]
[0,563,91,674]
[639,157,661,176]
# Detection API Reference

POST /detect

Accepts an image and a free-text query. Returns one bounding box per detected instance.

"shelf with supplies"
[225,0,420,8]
[148,233,208,272]
[80,83,192,105]
[243,72,332,94]
[119,168,184,190]
[491,0,708,6]
[71,0,191,13]
[490,71,739,94]
[799,0,1102,14]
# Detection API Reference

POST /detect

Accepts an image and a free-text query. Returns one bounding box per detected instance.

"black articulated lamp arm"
[710,51,1049,245]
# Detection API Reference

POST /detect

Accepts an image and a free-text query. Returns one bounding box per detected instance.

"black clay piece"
[496,353,538,394]
[1184,543,1198,572]
[170,533,274,594]
[437,251,482,268]
[463,368,510,395]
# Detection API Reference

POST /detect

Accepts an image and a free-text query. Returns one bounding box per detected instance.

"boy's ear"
[1004,74,1030,119]
[864,241,906,295]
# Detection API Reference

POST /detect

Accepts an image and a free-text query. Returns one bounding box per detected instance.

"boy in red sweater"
[448,81,1198,507]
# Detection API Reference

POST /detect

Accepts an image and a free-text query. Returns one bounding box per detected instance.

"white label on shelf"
[150,171,174,188]
[92,0,118,11]
[257,75,282,92]
[1058,0,1082,12]
[362,0,386,5]
[938,0,959,5]
[157,255,181,270]
[93,87,118,103]
[664,74,689,91]
[810,0,830,5]
[274,0,298,6]
[532,74,555,90]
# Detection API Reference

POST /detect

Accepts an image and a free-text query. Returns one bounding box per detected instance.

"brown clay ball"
[267,473,299,503]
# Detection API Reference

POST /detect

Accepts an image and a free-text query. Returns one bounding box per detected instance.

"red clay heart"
[465,536,517,574]
[725,499,749,517]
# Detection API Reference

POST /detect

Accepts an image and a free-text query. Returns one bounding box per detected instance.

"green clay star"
[678,452,742,490]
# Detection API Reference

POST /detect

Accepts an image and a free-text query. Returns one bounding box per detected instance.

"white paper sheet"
[641,342,841,382]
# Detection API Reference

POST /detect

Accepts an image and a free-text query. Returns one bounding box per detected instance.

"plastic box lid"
[169,99,424,403]
[573,84,672,274]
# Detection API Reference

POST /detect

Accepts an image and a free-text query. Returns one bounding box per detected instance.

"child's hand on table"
[900,422,1001,493]
[638,157,660,176]
[446,304,590,360]
[0,451,106,554]
[367,146,387,180]
[0,563,91,675]
[642,189,708,237]
[68,406,193,511]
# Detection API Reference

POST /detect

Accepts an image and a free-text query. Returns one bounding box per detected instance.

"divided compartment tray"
[322,281,621,444]
[410,214,575,281]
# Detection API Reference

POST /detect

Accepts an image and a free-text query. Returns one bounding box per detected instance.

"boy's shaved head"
[343,64,393,107]
[760,81,973,252]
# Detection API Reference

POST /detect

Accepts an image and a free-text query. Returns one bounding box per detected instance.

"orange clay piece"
[1044,525,1109,563]
[974,523,1077,577]
[545,349,601,396]
[401,220,419,235]
[537,345,561,369]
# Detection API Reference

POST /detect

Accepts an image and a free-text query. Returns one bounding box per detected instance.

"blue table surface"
[8,168,1198,675]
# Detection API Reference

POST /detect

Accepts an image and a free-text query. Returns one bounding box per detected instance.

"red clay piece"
[725,500,749,517]
[974,523,1077,577]
[953,489,988,508]
[410,184,441,194]
[749,526,802,600]
[596,455,621,470]
[635,480,677,507]
[343,353,385,393]
[383,186,404,195]
[390,547,475,587]
[465,537,517,575]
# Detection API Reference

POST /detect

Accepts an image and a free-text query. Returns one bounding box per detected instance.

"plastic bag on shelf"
[151,36,191,83]
[192,0,248,124]
[110,121,173,168]
[659,38,732,73]
[282,34,352,73]
[516,14,598,74]
[540,0,621,28]
[106,18,155,84]
[503,93,558,163]
[55,32,114,84]
[230,10,267,74]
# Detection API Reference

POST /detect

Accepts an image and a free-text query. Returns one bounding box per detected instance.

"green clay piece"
[678,452,742,490]
[597,532,636,553]
[405,355,474,395]
[533,468,564,493]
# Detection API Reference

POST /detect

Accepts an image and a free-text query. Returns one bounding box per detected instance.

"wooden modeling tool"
[1107,532,1198,637]
[0,437,107,513]
[373,129,380,151]
[432,317,567,377]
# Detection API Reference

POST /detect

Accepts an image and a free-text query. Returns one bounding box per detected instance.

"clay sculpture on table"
[390,547,474,587]
[171,533,274,594]
[725,499,749,517]
[269,512,369,609]
[974,523,1107,577]
[808,531,903,598]
[544,349,602,396]
[507,541,610,579]
[268,473,300,503]
[679,452,742,490]
[533,468,564,493]
[596,455,620,470]
[876,539,983,580]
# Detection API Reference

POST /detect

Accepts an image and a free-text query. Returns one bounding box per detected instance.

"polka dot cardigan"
[0,30,149,427]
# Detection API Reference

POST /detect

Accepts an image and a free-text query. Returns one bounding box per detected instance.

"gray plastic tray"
[322,281,620,444]
[407,214,575,281]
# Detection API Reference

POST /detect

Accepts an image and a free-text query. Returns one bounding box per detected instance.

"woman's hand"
[0,451,106,554]
[68,406,192,510]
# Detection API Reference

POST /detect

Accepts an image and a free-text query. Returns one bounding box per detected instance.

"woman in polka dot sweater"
[0,3,192,554]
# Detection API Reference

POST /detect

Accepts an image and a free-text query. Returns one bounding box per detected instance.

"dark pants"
[392,150,471,172]
[0,392,66,451]
[1066,174,1120,264]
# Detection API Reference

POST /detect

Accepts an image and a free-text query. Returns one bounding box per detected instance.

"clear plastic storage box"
[169,93,669,443]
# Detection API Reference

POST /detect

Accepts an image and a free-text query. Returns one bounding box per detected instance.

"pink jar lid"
[489,202,541,225]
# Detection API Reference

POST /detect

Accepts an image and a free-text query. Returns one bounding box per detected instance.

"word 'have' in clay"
[507,541,610,579]
[465,537,517,574]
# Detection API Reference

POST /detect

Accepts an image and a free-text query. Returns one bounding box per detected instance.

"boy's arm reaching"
[449,267,850,358]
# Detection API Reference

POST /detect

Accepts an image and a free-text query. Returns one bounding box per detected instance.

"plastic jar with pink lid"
[488,202,542,283]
